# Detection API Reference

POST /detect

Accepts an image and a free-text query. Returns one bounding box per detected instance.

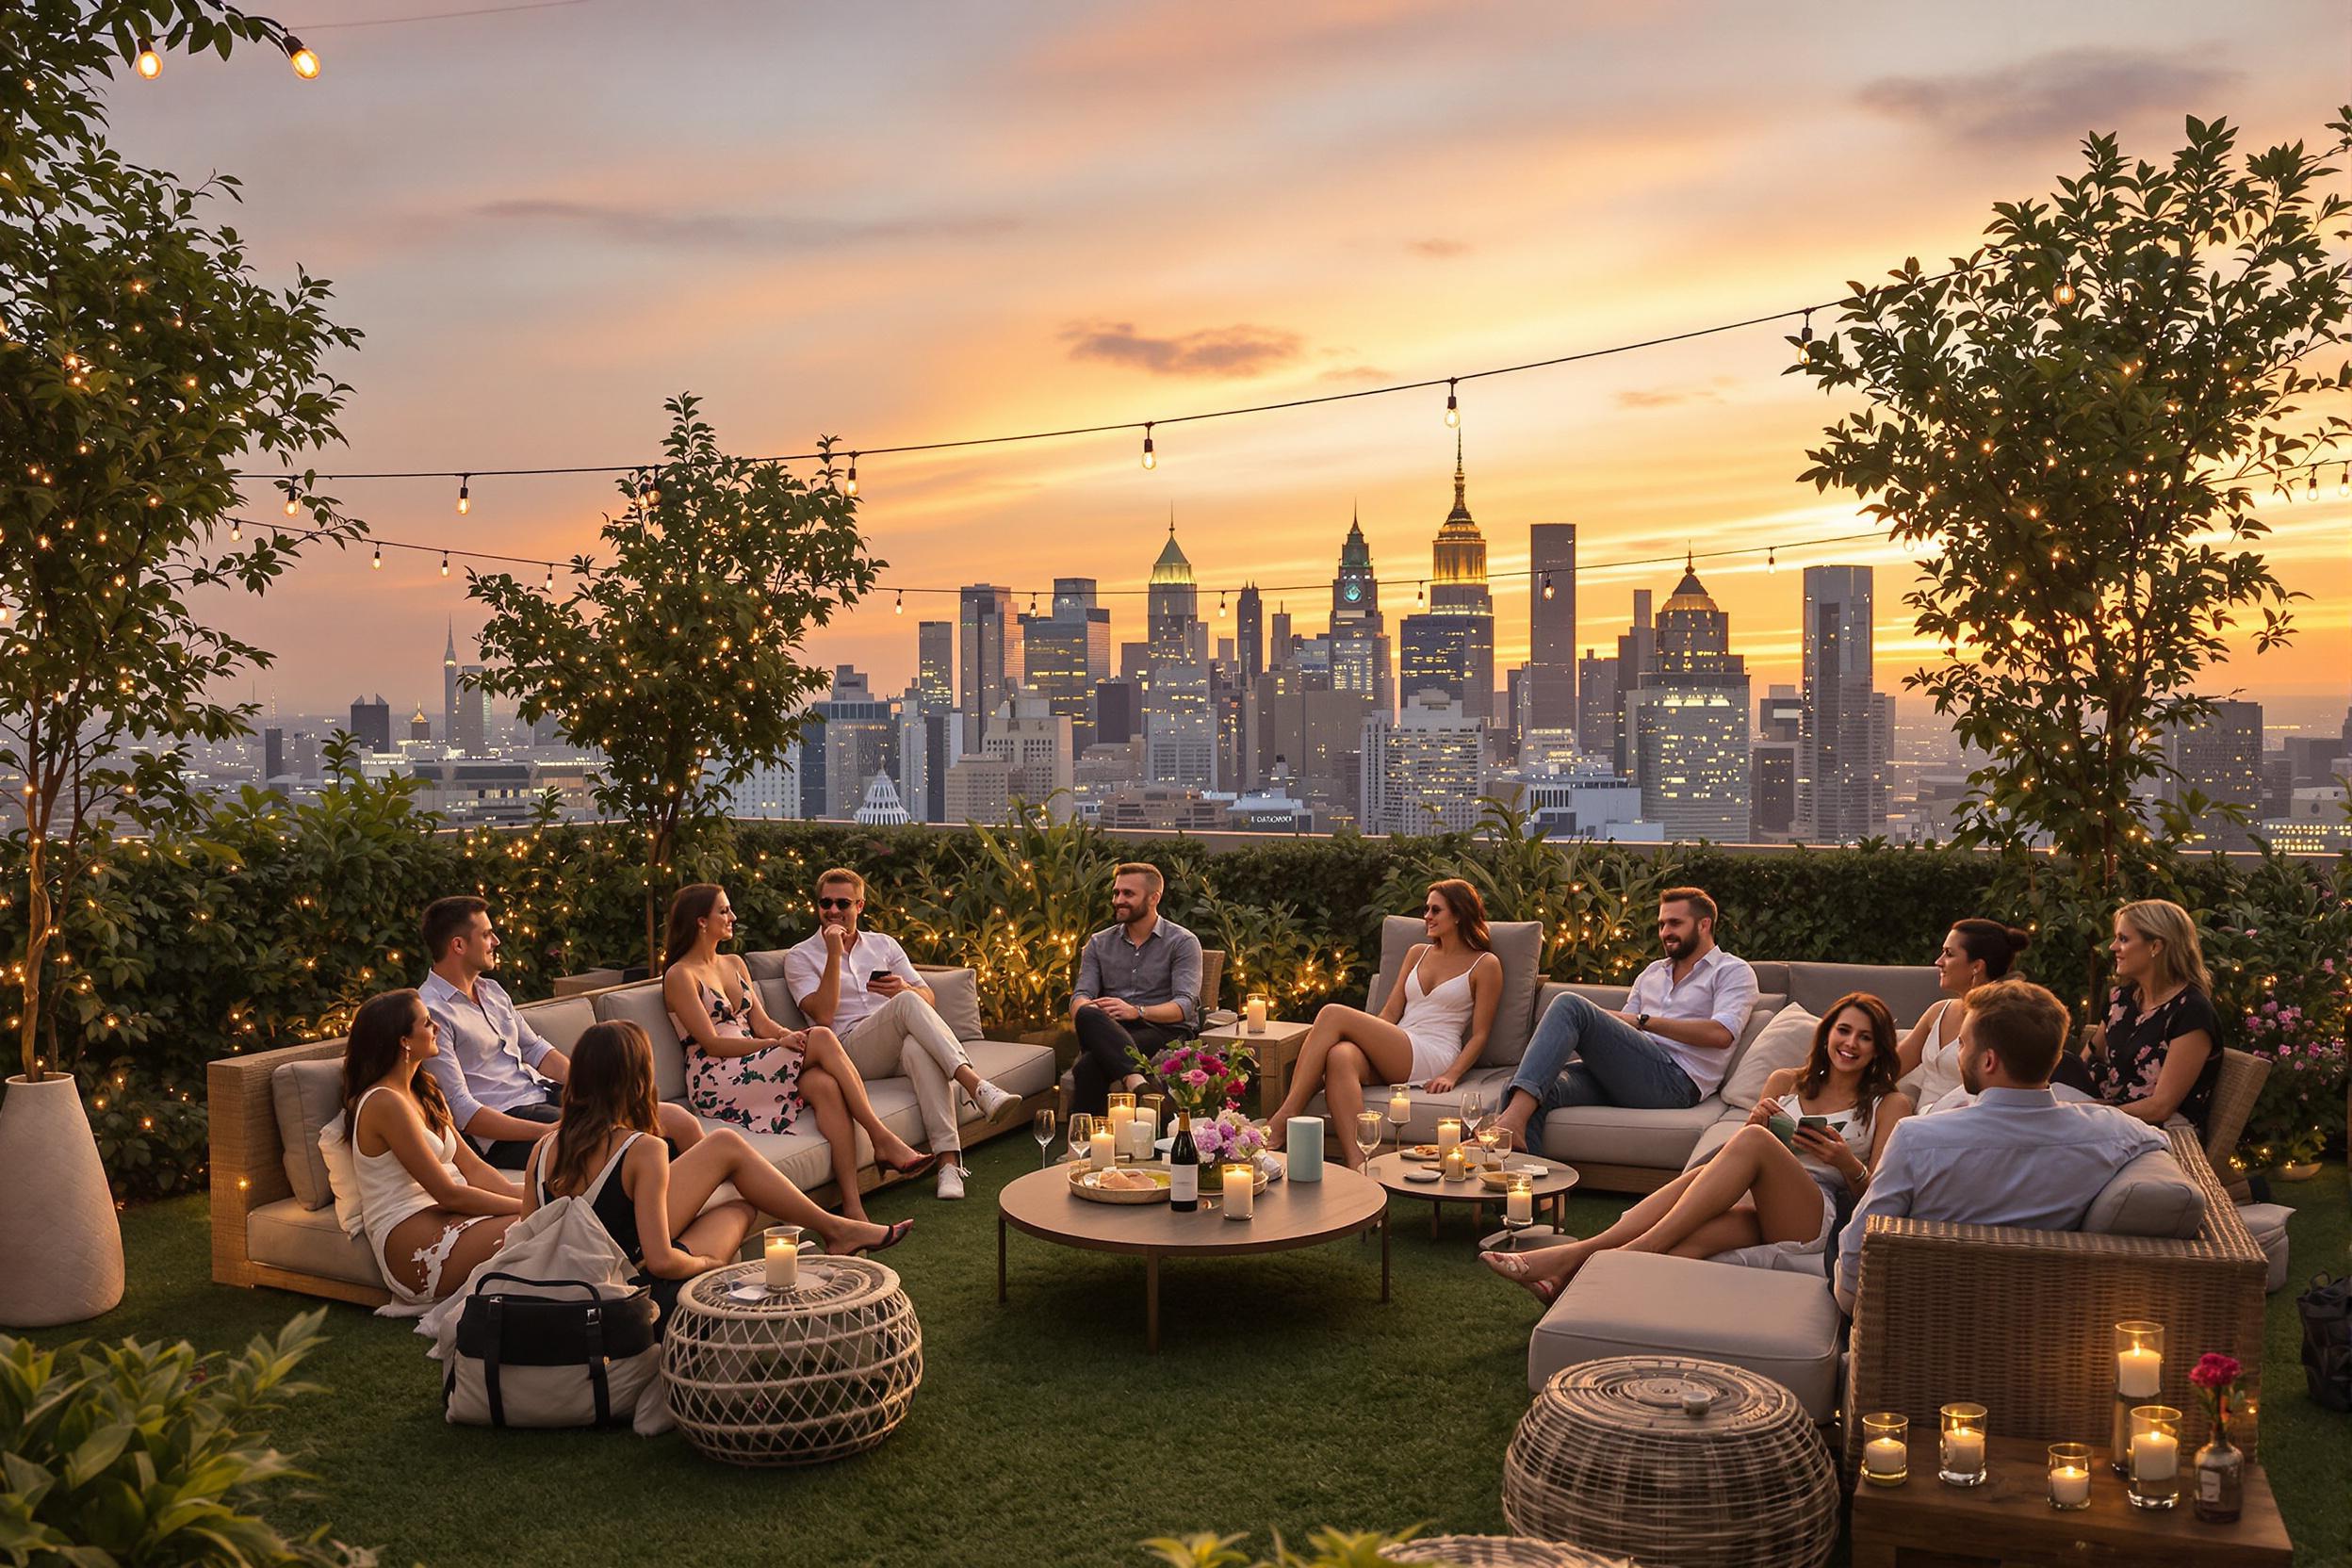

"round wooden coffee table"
[997,1157,1388,1350]
[1364,1151,1578,1245]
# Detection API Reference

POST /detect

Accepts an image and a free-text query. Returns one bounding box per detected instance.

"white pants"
[841,990,972,1154]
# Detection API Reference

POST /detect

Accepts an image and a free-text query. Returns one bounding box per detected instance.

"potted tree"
[0,3,363,1324]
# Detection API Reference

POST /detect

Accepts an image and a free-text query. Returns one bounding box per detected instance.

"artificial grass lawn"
[26,1142,2352,1568]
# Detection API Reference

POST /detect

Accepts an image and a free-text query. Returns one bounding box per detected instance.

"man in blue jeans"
[1492,886,1758,1156]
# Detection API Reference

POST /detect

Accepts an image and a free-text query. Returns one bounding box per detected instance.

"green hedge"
[3,774,2342,1199]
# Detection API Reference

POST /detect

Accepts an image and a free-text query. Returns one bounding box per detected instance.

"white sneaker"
[937,1163,969,1200]
[972,1081,1018,1120]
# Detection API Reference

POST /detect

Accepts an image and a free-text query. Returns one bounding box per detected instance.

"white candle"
[1506,1184,1532,1224]
[764,1231,800,1290]
[1864,1438,1907,1478]
[1387,1087,1411,1126]
[1222,1164,1254,1219]
[2130,1429,2177,1481]
[1943,1429,1984,1473]
[1091,1129,1117,1169]
[2116,1346,2162,1398]
[1245,996,1268,1032]
[1139,1107,1159,1144]
[1436,1119,1462,1155]
[1107,1102,1135,1136]
[2050,1465,2090,1507]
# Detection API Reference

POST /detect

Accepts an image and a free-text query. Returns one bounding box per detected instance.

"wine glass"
[1459,1089,1486,1160]
[1032,1108,1056,1168]
[1067,1112,1094,1167]
[1354,1111,1384,1169]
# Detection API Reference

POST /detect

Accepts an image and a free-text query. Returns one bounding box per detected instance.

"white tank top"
[1399,954,1478,1081]
[351,1085,465,1250]
[1909,1000,1965,1113]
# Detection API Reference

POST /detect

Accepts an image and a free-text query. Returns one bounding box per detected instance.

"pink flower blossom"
[1184,1068,1209,1087]
[2189,1352,2242,1392]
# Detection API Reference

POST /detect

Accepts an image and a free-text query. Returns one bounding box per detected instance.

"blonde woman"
[2084,899,2222,1132]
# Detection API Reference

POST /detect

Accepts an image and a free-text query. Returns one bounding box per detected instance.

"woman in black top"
[2084,899,2223,1133]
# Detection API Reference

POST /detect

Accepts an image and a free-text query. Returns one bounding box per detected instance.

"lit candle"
[1138,1106,1159,1146]
[2116,1345,2162,1399]
[1506,1180,1533,1225]
[1475,1127,1504,1169]
[763,1226,802,1291]
[1861,1413,1908,1485]
[1091,1129,1117,1170]
[1222,1164,1254,1218]
[2050,1464,2090,1508]
[1443,1147,1468,1181]
[1436,1118,1462,1155]
[1943,1429,1984,1474]
[2130,1429,2178,1481]
[1865,1437,1908,1481]
[1245,995,1268,1033]
[1387,1086,1411,1127]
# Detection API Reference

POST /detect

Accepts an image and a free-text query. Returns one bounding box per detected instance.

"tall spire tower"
[442,619,460,748]
[1398,433,1496,722]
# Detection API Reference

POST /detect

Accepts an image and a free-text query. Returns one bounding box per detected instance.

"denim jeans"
[1508,991,1699,1153]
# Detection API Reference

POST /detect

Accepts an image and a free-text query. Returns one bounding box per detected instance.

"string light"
[1217,590,1227,617]
[1141,422,1156,470]
[544,564,555,592]
[2053,276,2076,306]
[230,518,241,542]
[456,475,470,514]
[135,40,161,78]
[282,482,301,516]
[1540,572,1555,601]
[1416,580,1425,604]
[1797,312,1813,363]
[844,453,859,498]
[2309,470,2320,502]
[1444,378,1460,427]
[285,35,320,78]
[893,589,904,614]
[440,550,450,577]
[643,468,661,506]
[2340,464,2349,498]
[1767,547,1777,574]
[370,544,382,569]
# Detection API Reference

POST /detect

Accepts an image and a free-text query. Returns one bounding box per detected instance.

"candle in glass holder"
[2127,1405,2180,1510]
[1091,1128,1117,1169]
[1938,1403,1987,1487]
[2048,1444,2091,1510]
[1436,1119,1462,1155]
[2112,1320,2164,1471]
[1860,1413,1908,1487]
[1475,1127,1504,1170]
[1442,1146,1469,1181]
[1222,1164,1254,1219]
[763,1225,804,1290]
[1244,995,1268,1033]
[1387,1086,1411,1127]
[1506,1176,1533,1225]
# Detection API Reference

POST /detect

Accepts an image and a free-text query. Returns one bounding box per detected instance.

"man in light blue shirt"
[1494,887,1759,1155]
[1836,978,2166,1311]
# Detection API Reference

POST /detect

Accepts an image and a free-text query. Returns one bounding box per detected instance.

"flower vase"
[2192,1426,2244,1524]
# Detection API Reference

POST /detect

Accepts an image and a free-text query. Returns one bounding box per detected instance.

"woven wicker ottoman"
[1383,1535,1637,1567]
[1503,1356,1836,1568]
[661,1257,922,1466]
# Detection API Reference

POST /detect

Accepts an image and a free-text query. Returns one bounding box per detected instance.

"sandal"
[885,1152,941,1180]
[847,1218,914,1257]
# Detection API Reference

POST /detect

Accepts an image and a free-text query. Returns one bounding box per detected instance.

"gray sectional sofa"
[209,959,1056,1307]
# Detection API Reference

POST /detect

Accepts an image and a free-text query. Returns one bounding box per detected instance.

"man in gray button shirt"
[1069,862,1202,1115]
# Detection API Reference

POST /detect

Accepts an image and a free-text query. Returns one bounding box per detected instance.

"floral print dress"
[679,975,808,1135]
[2092,981,2222,1134]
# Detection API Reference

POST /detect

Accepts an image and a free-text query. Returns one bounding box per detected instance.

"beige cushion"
[2082,1146,2208,1239]
[1709,994,1788,1097]
[521,995,599,1054]
[742,947,795,983]
[1528,1250,1843,1419]
[1682,1109,1750,1170]
[1783,962,1943,1029]
[246,1197,385,1290]
[1719,1004,1819,1109]
[271,1058,347,1211]
[1366,916,1545,1067]
[755,977,808,1031]
[964,1038,1054,1102]
[918,967,985,1042]
[1538,1098,1725,1170]
[594,983,686,1100]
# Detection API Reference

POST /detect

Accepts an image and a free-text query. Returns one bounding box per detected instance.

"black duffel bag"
[2299,1271,2352,1414]
[443,1272,662,1429]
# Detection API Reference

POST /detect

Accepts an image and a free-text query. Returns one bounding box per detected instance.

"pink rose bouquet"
[1133,1039,1257,1117]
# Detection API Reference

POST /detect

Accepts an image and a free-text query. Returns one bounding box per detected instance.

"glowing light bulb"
[456,475,470,514]
[135,41,161,79]
[285,36,320,79]
[844,453,859,498]
[1541,573,1555,601]
[441,552,450,578]
[230,519,241,542]
[1217,591,1227,618]
[2311,470,2321,502]
[283,485,300,516]
[1416,580,1425,605]
[544,564,555,592]
[1797,311,1814,363]
[1444,378,1460,428]
[1141,422,1156,470]
[370,544,382,569]
[893,589,904,614]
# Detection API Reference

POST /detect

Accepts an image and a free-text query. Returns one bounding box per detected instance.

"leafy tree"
[1793,113,2348,935]
[0,2,363,1082]
[468,396,879,969]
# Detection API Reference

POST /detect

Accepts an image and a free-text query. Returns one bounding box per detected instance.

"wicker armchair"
[2203,1046,2270,1202]
[1843,1125,2265,1469]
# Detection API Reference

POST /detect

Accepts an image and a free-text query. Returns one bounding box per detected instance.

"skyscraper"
[1329,508,1393,716]
[819,667,897,820]
[1609,589,1657,775]
[1622,560,1750,841]
[1269,604,1293,668]
[263,726,285,780]
[349,694,392,754]
[983,692,1076,820]
[1397,436,1495,721]
[1577,649,1619,760]
[1361,691,1485,836]
[1144,663,1215,790]
[2166,698,2264,850]
[455,666,488,754]
[1524,523,1577,731]
[915,621,955,710]
[1147,519,1207,667]
[409,704,433,743]
[1752,683,1806,840]
[1798,564,1885,843]
[1019,578,1111,748]
[442,620,461,746]
[957,585,1021,748]
[1235,583,1265,684]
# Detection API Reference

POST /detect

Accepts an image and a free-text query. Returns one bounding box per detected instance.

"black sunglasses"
[816,897,857,911]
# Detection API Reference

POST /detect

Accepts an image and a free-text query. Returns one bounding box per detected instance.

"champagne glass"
[1354,1111,1384,1168]
[1067,1113,1094,1167]
[1459,1089,1487,1161]
[1032,1107,1057,1169]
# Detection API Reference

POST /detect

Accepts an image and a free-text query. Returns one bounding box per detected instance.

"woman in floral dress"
[2081,898,2223,1134]
[662,883,935,1222]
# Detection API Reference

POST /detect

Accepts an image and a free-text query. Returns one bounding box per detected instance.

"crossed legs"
[794,1026,923,1221]
[1266,1004,1418,1168]
[662,1125,893,1254]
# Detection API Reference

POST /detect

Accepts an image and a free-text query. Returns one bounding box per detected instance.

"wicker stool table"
[661,1257,922,1467]
[1503,1356,1836,1568]
[1383,1535,1637,1567]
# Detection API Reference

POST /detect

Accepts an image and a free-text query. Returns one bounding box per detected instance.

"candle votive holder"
[1221,1163,1255,1220]
[2112,1320,2164,1474]
[1937,1402,1988,1487]
[1859,1413,1908,1487]
[1474,1127,1505,1171]
[2047,1443,2092,1511]
[2127,1405,2180,1510]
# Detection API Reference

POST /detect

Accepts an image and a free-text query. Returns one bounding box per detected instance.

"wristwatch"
[1637,1013,1653,1032]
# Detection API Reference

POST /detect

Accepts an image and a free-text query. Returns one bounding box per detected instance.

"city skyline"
[108,3,2346,718]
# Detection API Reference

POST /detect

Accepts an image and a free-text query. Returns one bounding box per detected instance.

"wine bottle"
[1168,1110,1200,1211]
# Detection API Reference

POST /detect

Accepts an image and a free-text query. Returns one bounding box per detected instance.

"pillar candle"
[1506,1183,1532,1224]
[1387,1087,1411,1126]
[1107,1102,1135,1137]
[1222,1164,1254,1218]
[2050,1465,2090,1507]
[1943,1429,1984,1474]
[2130,1430,2177,1481]
[1245,996,1267,1032]
[764,1232,800,1290]
[2116,1346,2162,1399]
[1863,1438,1907,1479]
[1091,1129,1116,1170]
[1286,1117,1323,1183]
[1436,1119,1462,1155]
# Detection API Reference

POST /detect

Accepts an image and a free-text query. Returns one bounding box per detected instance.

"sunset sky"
[113,0,2352,727]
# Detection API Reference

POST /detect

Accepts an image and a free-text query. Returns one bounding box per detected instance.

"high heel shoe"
[884,1151,941,1181]
[847,1218,914,1257]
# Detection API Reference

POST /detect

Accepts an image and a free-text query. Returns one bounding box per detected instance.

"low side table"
[1195,1018,1314,1117]
[1364,1151,1578,1244]
[1848,1432,2291,1567]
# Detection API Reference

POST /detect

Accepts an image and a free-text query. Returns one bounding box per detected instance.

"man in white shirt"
[1493,887,1759,1155]
[1836,978,2166,1311]
[784,867,1019,1200]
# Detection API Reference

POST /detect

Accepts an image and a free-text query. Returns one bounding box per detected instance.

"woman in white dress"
[1265,879,1501,1168]
[1898,919,2031,1112]
[334,989,523,1306]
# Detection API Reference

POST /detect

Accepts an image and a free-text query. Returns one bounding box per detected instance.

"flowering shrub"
[1134,1040,1256,1118]
[2238,999,2345,1168]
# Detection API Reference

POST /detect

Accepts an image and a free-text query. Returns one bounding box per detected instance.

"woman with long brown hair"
[1265,879,1503,1168]
[331,988,522,1306]
[661,882,934,1222]
[1896,918,2032,1112]
[522,1021,907,1316]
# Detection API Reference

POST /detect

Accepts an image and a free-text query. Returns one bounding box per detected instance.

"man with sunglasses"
[784,867,1020,1200]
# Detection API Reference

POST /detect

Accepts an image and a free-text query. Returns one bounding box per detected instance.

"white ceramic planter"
[0,1074,124,1327]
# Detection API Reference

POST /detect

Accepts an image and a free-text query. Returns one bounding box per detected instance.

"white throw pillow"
[316,1116,368,1238]
[1718,1005,1820,1108]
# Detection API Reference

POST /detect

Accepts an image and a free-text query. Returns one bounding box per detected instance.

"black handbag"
[2298,1271,2352,1413]
[443,1272,661,1429]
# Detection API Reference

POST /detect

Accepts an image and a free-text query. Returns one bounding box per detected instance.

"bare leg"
[662,1127,890,1253]
[1621,1125,1823,1257]
[676,1198,758,1262]
[1326,1043,1372,1168]
[799,1067,869,1221]
[804,1029,923,1166]
[656,1101,705,1152]
[1268,1004,1419,1145]
[382,1209,515,1299]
